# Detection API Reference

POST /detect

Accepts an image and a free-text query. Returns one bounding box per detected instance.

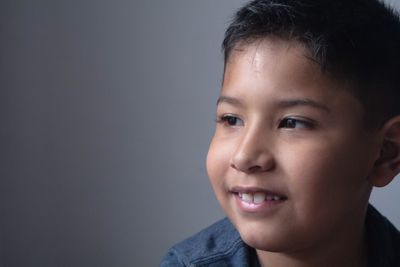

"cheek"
[281,147,335,203]
[286,134,368,181]
[206,137,229,189]
[282,137,371,213]
[206,136,235,214]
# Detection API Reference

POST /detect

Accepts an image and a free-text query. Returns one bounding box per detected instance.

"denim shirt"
[160,205,399,267]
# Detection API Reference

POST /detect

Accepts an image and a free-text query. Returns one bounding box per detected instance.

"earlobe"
[369,116,400,187]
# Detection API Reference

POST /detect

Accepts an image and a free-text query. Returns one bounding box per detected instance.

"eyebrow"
[216,96,244,107]
[217,95,330,113]
[274,98,331,113]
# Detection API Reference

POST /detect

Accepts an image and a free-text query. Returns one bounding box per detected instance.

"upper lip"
[230,186,288,199]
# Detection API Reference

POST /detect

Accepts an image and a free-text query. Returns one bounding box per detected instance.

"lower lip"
[233,194,286,214]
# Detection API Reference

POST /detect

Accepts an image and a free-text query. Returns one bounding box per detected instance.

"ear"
[369,116,400,187]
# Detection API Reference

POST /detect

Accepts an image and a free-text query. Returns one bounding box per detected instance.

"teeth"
[253,193,266,204]
[238,191,283,204]
[241,193,253,204]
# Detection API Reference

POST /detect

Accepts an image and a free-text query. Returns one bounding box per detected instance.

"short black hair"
[223,0,400,129]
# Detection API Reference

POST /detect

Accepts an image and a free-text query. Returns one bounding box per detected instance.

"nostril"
[230,157,275,173]
[230,161,272,173]
[248,165,263,173]
[230,145,275,173]
[230,151,255,172]
[230,161,250,173]
[230,162,240,171]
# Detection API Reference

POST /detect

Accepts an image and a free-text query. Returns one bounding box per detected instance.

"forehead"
[228,38,309,65]
[223,38,340,97]
[225,38,321,85]
[221,38,364,122]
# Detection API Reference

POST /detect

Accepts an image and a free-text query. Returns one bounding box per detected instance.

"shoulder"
[160,218,251,267]
[366,204,400,267]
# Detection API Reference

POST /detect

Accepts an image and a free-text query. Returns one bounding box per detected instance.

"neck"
[256,220,368,267]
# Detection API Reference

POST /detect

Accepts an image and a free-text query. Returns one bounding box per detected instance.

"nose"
[230,127,275,173]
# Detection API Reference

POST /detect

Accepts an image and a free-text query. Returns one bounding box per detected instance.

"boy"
[161,0,400,266]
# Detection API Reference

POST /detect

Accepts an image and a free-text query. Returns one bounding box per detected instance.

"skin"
[206,38,389,267]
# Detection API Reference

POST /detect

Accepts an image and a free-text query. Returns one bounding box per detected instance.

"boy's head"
[206,0,400,263]
[223,0,400,129]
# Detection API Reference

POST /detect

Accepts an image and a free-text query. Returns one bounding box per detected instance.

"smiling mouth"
[237,192,285,204]
[231,187,288,205]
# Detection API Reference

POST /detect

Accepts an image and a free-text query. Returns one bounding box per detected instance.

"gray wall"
[1,1,399,266]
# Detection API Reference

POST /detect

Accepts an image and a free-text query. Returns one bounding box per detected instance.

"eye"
[217,115,244,127]
[278,117,313,129]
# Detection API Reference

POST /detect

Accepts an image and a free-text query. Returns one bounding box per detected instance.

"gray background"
[1,0,399,266]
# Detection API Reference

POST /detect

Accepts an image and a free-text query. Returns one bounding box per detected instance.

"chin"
[242,235,286,252]
[236,222,292,253]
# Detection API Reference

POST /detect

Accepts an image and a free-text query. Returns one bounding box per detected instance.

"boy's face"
[206,39,381,253]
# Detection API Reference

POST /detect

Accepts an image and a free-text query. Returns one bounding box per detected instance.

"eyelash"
[216,115,314,129]
[278,117,314,129]
[216,115,243,127]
